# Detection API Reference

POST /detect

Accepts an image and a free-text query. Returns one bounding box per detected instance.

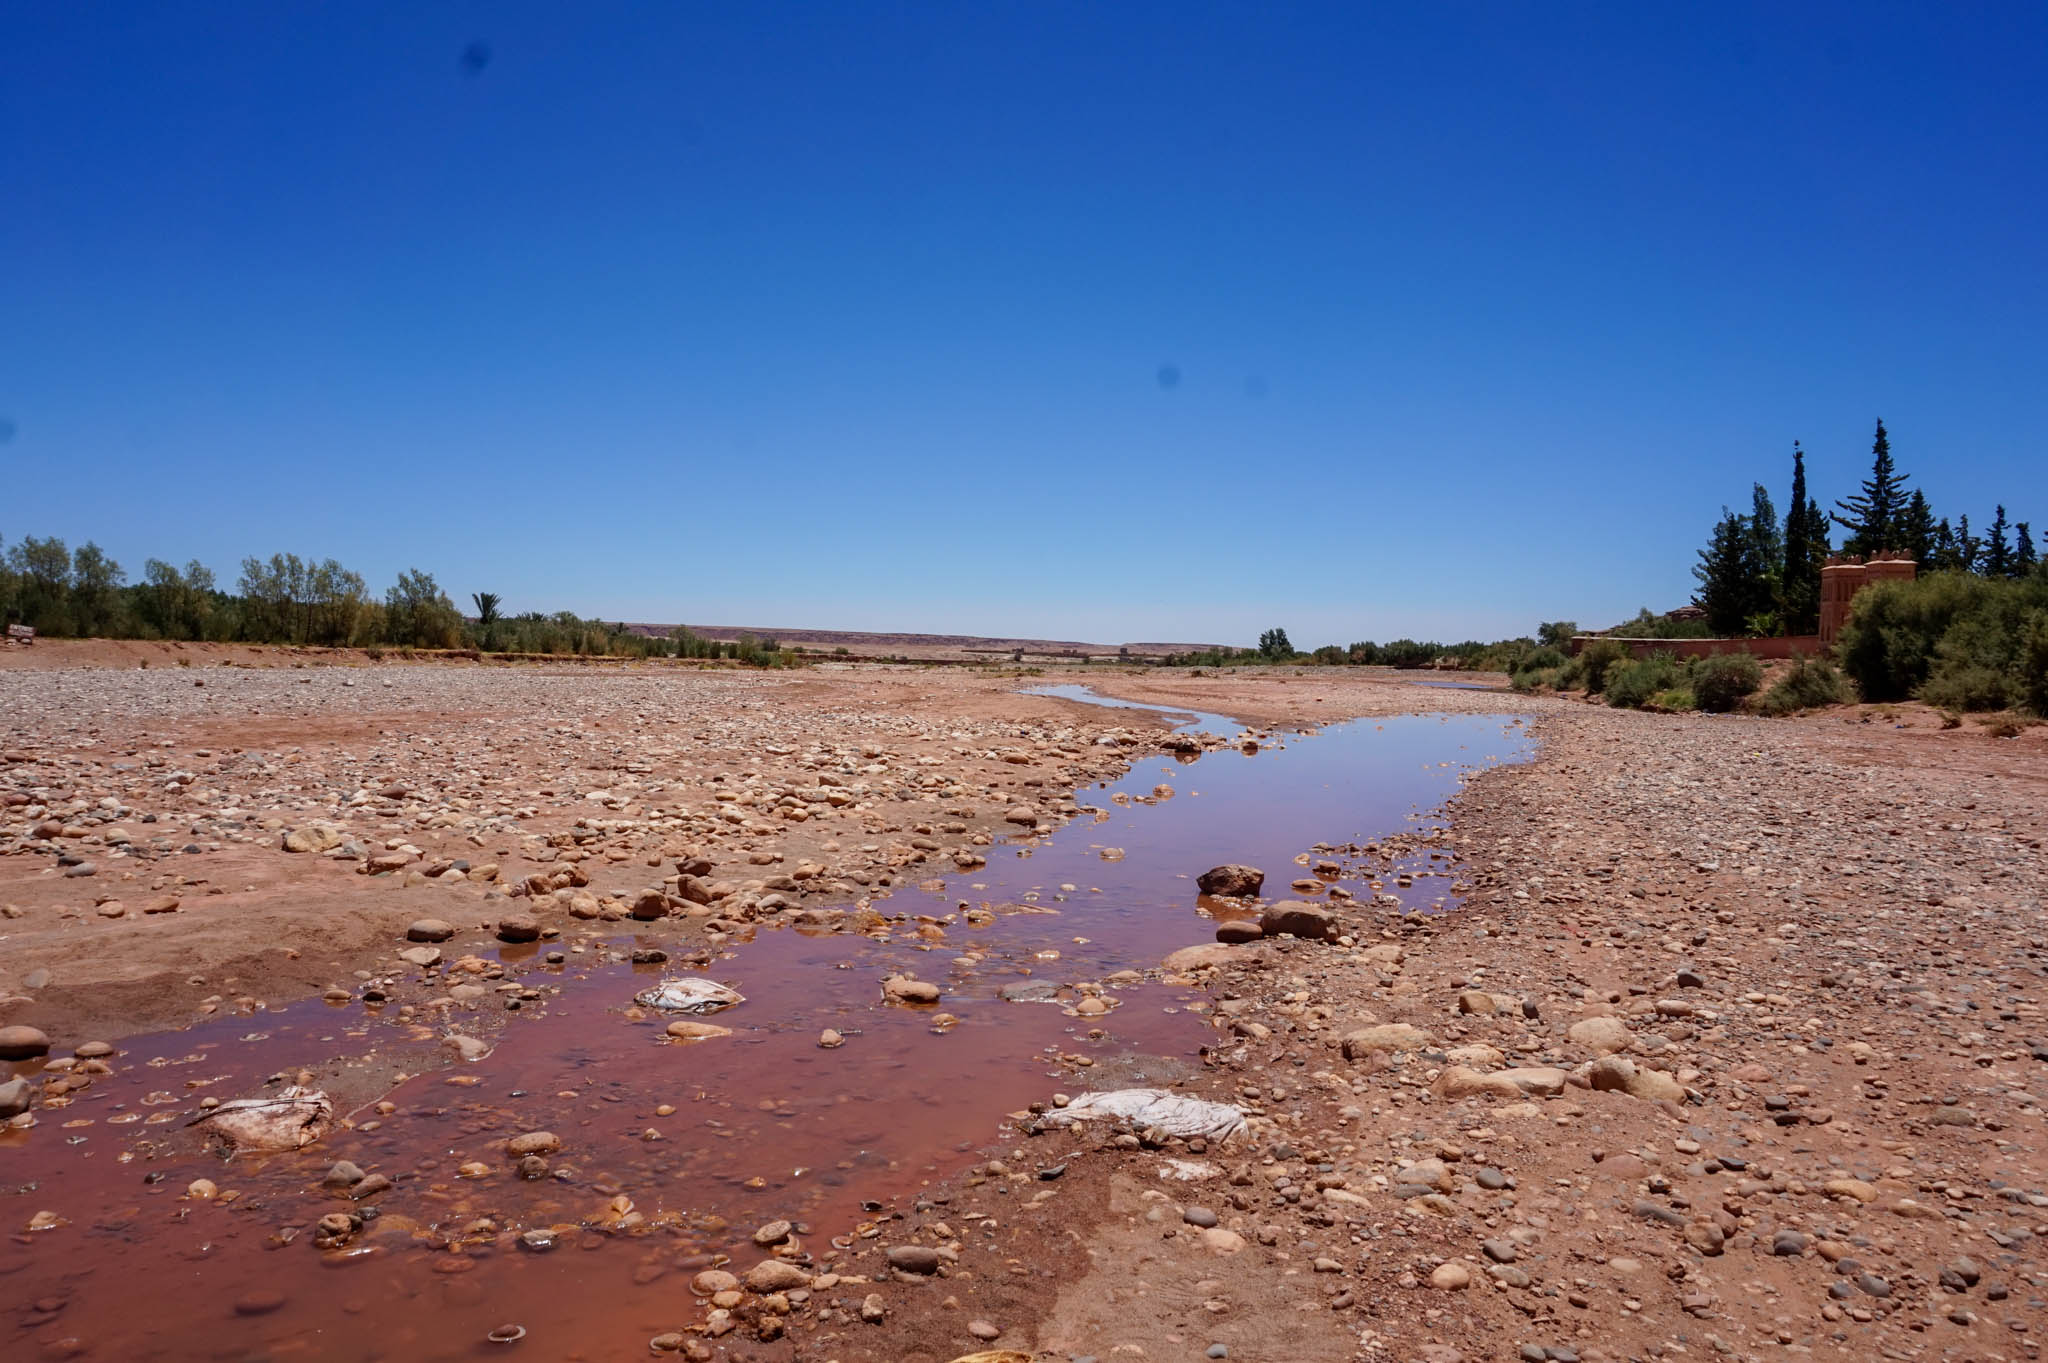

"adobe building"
[1819,552,1917,645]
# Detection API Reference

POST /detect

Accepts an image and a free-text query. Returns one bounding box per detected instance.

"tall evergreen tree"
[1930,517,1959,570]
[1985,505,2012,577]
[1694,508,1769,636]
[1899,489,1935,565]
[1956,514,1981,573]
[2016,522,2038,574]
[1780,442,1823,634]
[1832,418,1911,554]
[1747,482,1782,603]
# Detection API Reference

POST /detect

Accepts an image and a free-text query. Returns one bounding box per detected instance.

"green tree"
[69,542,127,636]
[1257,627,1293,659]
[471,592,502,650]
[1536,621,1579,649]
[1985,505,2012,578]
[2017,523,2038,574]
[139,559,214,639]
[1956,514,1982,574]
[1746,483,1781,629]
[1832,418,1911,554]
[8,535,74,633]
[1694,508,1769,636]
[385,568,462,648]
[1780,444,1833,635]
[1899,490,1936,565]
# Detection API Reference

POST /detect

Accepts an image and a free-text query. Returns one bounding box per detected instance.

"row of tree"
[0,534,774,661]
[1694,421,2037,636]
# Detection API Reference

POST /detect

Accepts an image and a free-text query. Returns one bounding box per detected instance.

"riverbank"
[4,660,2044,1363]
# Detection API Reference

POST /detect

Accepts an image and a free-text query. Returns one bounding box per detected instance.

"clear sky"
[4,3,2043,646]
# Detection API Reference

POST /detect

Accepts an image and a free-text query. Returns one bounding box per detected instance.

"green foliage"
[1918,665,2021,713]
[1605,655,1682,709]
[1606,607,1714,639]
[1837,569,2048,709]
[1755,654,1851,715]
[1577,638,1628,694]
[1694,508,1772,635]
[1692,652,1763,712]
[385,568,465,649]
[1257,627,1294,659]
[1833,418,1911,554]
[1780,444,1826,634]
[1536,621,1578,649]
[1651,687,1698,712]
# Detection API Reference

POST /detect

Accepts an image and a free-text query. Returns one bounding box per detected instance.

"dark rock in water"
[1215,919,1264,944]
[1197,864,1264,897]
[998,980,1061,1003]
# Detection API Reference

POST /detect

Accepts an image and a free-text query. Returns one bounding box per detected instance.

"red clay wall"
[1569,635,1823,661]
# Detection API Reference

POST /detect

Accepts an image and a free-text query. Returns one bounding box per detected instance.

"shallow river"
[1,688,1532,1361]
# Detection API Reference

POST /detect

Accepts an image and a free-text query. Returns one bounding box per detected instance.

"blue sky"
[3,3,2043,645]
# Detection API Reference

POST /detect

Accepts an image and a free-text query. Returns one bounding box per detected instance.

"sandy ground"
[4,655,2046,1363]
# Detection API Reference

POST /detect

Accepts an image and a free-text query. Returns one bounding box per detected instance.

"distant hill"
[615,622,1228,660]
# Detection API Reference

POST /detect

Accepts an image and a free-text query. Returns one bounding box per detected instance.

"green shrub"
[1756,654,1850,715]
[1606,655,1681,709]
[1918,664,2022,713]
[1650,687,1697,711]
[2025,611,2048,716]
[1692,652,1763,713]
[1839,569,2048,705]
[1579,639,1629,695]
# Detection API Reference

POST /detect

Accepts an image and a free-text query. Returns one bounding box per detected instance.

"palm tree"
[471,592,501,651]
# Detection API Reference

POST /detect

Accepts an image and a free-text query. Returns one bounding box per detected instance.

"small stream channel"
[2,687,1533,1362]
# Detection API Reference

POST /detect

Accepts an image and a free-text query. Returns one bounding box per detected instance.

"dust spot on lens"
[461,41,492,75]
[1156,364,1181,390]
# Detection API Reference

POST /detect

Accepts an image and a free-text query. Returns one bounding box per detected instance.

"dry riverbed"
[3,656,2045,1363]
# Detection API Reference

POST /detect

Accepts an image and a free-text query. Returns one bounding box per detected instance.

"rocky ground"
[3,654,2045,1363]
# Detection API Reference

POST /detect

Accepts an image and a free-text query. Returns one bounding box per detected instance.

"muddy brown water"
[2,689,1532,1361]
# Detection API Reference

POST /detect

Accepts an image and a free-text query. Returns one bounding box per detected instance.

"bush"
[1606,656,1682,709]
[1919,664,2022,713]
[1578,639,1629,695]
[1756,654,1849,716]
[1693,652,1763,713]
[1838,569,2048,706]
[1650,687,1697,711]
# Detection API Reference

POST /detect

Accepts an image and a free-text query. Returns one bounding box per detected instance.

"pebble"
[1183,1206,1220,1228]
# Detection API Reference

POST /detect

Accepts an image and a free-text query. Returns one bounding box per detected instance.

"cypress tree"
[1780,443,1822,634]
[1832,418,1911,554]
[1985,505,2012,577]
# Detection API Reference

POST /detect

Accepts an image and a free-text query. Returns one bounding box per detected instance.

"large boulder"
[1568,1016,1636,1055]
[1197,864,1264,897]
[1259,901,1338,942]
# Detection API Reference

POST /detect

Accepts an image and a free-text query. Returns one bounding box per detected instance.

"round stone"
[0,1026,51,1060]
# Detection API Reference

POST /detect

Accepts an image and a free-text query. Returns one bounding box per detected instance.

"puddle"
[1,688,1532,1361]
